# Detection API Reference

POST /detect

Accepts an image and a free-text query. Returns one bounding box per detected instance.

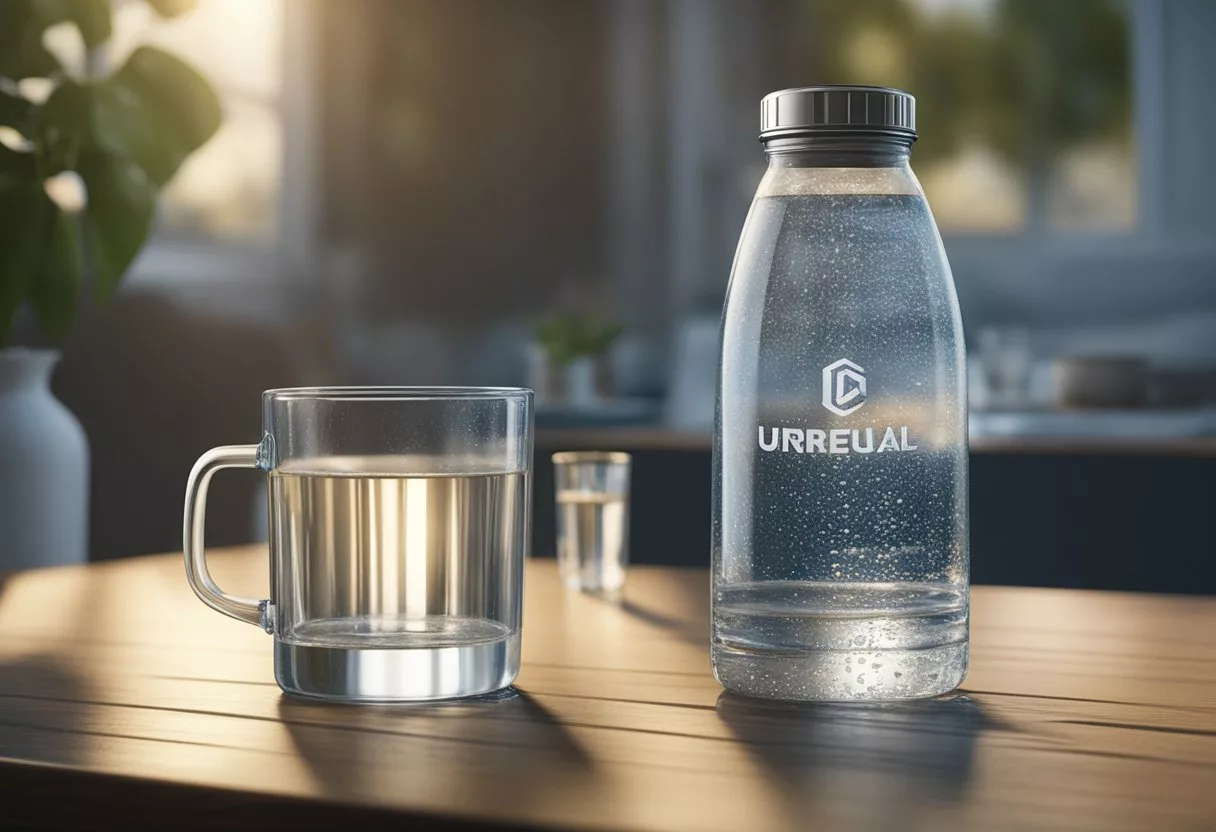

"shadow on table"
[0,575,97,768]
[716,693,994,825]
[0,654,94,764]
[582,585,708,645]
[278,688,594,809]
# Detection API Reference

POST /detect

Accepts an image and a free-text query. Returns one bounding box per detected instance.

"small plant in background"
[0,0,221,344]
[533,312,623,369]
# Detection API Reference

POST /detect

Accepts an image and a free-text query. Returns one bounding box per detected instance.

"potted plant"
[0,0,220,568]
[532,312,623,407]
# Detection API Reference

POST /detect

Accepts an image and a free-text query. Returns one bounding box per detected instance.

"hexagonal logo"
[822,359,867,415]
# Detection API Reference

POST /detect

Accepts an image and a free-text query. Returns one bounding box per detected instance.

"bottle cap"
[760,85,916,142]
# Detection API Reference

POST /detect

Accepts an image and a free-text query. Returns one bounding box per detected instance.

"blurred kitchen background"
[6,0,1215,592]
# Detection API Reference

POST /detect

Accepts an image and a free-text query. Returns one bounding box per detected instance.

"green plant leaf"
[38,79,92,172]
[0,146,53,343]
[27,205,82,339]
[0,91,35,133]
[0,0,28,31]
[93,46,221,185]
[588,321,624,355]
[0,1,63,82]
[0,142,41,195]
[0,273,23,345]
[0,0,107,80]
[90,83,170,183]
[146,0,198,18]
[534,312,624,366]
[33,0,112,49]
[77,150,156,297]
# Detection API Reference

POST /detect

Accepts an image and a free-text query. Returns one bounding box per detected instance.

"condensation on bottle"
[712,86,969,701]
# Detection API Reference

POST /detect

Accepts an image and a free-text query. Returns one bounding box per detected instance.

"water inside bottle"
[715,582,968,700]
[714,189,968,700]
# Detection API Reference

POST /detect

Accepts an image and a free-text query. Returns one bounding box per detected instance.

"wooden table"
[0,548,1213,831]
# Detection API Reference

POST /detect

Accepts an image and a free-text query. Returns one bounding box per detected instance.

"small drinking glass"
[978,326,1032,409]
[184,387,533,702]
[552,451,631,592]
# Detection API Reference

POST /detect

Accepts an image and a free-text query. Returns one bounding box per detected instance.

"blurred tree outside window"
[804,0,1132,233]
[68,0,1137,310]
[100,0,283,242]
[95,0,1131,251]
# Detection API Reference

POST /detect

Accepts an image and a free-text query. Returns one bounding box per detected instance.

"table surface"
[0,548,1213,831]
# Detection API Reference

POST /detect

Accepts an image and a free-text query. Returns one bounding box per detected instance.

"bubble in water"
[711,187,969,701]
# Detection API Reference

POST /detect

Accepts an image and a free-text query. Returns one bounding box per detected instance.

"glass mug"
[183,387,533,702]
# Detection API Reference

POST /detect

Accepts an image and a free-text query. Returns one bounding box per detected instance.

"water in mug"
[713,98,968,701]
[268,457,526,672]
[556,489,628,590]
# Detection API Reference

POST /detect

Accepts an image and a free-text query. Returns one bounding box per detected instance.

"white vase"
[0,348,89,569]
[563,357,599,407]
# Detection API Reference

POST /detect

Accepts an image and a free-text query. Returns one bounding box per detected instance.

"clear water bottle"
[712,86,968,701]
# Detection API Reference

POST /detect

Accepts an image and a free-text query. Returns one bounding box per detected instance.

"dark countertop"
[532,425,1216,595]
[537,426,1216,456]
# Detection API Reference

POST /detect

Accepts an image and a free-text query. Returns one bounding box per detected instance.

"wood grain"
[0,548,1212,831]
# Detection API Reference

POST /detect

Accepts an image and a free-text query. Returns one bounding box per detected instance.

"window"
[109,0,285,243]
[791,0,1133,233]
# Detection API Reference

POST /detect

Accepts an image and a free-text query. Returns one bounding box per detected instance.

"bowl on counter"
[1052,356,1148,410]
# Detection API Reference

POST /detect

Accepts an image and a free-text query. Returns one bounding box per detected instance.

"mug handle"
[183,445,272,632]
